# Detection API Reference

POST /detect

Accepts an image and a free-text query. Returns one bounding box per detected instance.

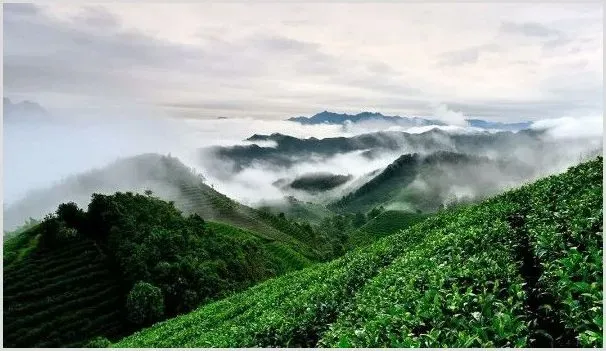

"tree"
[38,215,61,248]
[333,215,347,232]
[56,202,85,231]
[144,189,153,196]
[87,194,120,240]
[126,281,165,326]
[353,212,366,227]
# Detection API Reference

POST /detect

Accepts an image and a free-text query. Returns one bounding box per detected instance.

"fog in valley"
[3,101,602,232]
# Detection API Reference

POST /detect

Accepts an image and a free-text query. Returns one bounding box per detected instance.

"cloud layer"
[3,3,602,121]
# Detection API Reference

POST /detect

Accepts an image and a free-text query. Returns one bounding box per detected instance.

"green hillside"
[205,221,313,273]
[4,235,125,348]
[332,153,420,213]
[171,178,322,258]
[347,210,429,249]
[3,192,319,348]
[257,196,335,224]
[4,154,336,260]
[115,157,603,348]
[331,151,534,214]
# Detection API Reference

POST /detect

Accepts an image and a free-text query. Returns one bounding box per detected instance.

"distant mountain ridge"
[288,111,532,131]
[288,111,444,127]
[330,150,537,214]
[205,128,546,173]
[3,97,51,122]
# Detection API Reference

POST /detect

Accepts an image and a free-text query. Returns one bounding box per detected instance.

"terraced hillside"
[3,192,323,347]
[205,221,313,273]
[3,235,125,347]
[167,177,323,259]
[346,210,429,249]
[116,157,603,348]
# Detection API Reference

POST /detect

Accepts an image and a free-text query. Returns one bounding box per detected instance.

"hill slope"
[331,151,534,213]
[115,157,603,348]
[257,196,335,225]
[2,192,316,348]
[346,210,429,249]
[4,154,326,259]
[4,236,124,348]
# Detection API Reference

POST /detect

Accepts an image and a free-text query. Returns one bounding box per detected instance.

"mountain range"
[3,145,602,348]
[288,111,532,131]
[204,128,545,173]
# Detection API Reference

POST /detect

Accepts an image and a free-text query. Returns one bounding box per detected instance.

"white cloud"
[531,115,604,139]
[3,3,602,121]
[432,104,469,126]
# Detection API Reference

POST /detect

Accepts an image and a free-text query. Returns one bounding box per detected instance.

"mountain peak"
[3,97,50,122]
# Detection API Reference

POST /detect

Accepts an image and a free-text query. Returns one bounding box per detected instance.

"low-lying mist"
[4,109,438,205]
[3,104,603,232]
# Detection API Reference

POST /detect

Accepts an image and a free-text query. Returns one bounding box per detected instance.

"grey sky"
[3,2,603,121]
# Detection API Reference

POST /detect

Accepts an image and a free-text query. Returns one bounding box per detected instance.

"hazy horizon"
[4,2,602,121]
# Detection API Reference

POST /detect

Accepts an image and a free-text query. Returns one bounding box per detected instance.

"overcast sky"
[3,2,603,121]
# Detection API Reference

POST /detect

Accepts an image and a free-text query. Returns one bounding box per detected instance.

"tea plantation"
[115,157,603,348]
[346,210,429,249]
[3,236,125,347]
[3,192,322,347]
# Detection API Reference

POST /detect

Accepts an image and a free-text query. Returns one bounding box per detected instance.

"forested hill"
[3,192,313,347]
[116,157,602,348]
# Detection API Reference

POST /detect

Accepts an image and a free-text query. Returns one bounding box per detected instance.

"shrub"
[126,281,165,326]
